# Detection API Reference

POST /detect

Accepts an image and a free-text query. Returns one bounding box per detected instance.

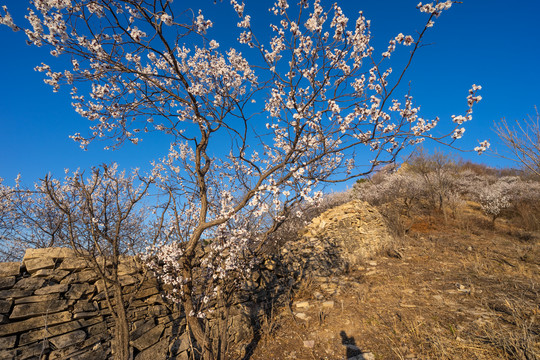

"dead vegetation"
[247,200,540,360]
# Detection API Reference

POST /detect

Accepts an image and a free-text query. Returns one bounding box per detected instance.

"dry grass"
[247,202,540,360]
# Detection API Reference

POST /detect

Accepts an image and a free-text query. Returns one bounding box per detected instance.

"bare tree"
[1,1,488,359]
[494,108,540,178]
[8,165,165,360]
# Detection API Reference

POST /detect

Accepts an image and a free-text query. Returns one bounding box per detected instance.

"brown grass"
[247,202,540,360]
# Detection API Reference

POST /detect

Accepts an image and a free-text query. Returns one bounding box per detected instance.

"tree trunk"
[113,284,131,360]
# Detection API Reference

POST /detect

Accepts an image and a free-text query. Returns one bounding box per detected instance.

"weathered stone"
[57,257,88,271]
[130,319,155,341]
[23,247,77,261]
[14,293,59,304]
[60,270,97,285]
[19,320,82,346]
[119,274,138,286]
[0,288,33,299]
[0,335,16,349]
[73,312,99,319]
[10,300,68,320]
[65,283,94,300]
[135,337,169,360]
[48,334,107,360]
[24,257,56,274]
[0,349,16,358]
[49,329,86,349]
[32,268,70,280]
[0,277,16,290]
[86,321,106,338]
[0,311,72,336]
[295,301,310,309]
[169,332,190,356]
[74,301,97,313]
[133,286,159,300]
[34,283,69,295]
[0,300,12,314]
[0,263,21,277]
[322,300,335,308]
[13,277,46,291]
[130,323,164,350]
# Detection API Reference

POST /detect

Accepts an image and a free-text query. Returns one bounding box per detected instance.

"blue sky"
[0,0,539,187]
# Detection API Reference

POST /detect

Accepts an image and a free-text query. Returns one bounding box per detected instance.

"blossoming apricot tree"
[1,0,488,358]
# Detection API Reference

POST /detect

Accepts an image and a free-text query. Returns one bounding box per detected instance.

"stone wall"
[0,248,188,360]
[0,201,392,359]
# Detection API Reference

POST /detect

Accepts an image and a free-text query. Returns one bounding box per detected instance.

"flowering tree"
[1,1,488,358]
[3,165,162,359]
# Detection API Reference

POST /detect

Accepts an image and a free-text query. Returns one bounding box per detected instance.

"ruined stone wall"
[0,201,392,359]
[0,248,188,360]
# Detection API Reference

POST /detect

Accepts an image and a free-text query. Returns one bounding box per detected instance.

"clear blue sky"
[0,0,539,187]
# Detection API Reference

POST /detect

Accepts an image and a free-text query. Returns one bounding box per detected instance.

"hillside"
[249,201,540,360]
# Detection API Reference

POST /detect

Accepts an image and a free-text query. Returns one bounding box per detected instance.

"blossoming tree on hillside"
[0,1,487,358]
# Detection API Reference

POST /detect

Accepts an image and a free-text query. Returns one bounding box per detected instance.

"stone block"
[135,337,169,360]
[23,247,76,261]
[61,270,97,284]
[0,311,72,336]
[34,283,69,295]
[133,286,159,300]
[58,257,88,271]
[49,329,86,349]
[10,300,68,320]
[0,300,12,314]
[24,257,56,274]
[0,276,16,290]
[0,263,21,277]
[66,283,95,300]
[130,323,164,351]
[130,319,155,341]
[14,293,59,304]
[169,332,190,356]
[13,277,46,291]
[74,301,97,313]
[19,320,82,346]
[73,312,99,319]
[0,335,16,349]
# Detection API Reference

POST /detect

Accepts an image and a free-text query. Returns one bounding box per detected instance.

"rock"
[0,300,12,314]
[313,292,324,300]
[19,320,82,346]
[0,289,33,299]
[0,311,72,336]
[169,332,190,356]
[14,293,59,304]
[49,329,86,349]
[65,283,94,300]
[303,340,315,348]
[24,257,56,274]
[348,352,375,360]
[0,335,16,349]
[322,300,334,308]
[295,301,310,309]
[13,277,46,291]
[294,312,309,320]
[0,277,16,290]
[61,270,97,284]
[0,263,20,277]
[34,283,69,295]
[131,323,164,350]
[10,300,68,320]
[23,248,76,261]
[135,337,169,360]
[58,257,88,271]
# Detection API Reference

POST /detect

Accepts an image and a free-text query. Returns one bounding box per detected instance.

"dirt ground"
[247,204,540,360]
